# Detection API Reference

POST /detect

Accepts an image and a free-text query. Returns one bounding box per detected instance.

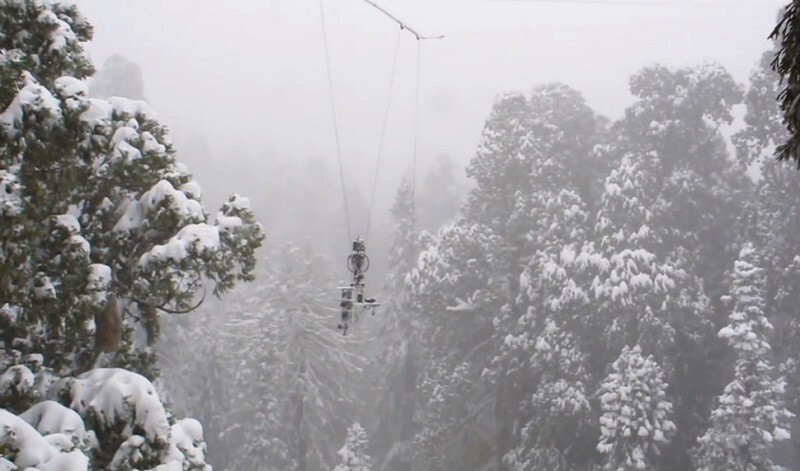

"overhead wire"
[365,27,403,243]
[361,0,445,39]
[325,0,712,240]
[318,0,442,244]
[411,39,421,234]
[318,0,353,241]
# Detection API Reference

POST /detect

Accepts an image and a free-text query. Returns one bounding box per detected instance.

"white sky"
[72,0,785,211]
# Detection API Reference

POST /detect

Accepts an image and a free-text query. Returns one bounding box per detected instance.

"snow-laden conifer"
[464,92,531,235]
[694,244,792,471]
[373,178,421,471]
[0,1,263,468]
[734,47,800,451]
[504,321,592,470]
[333,422,372,471]
[607,64,746,469]
[597,345,676,471]
[0,0,264,381]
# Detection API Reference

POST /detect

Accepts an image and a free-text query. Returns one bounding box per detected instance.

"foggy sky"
[72,0,783,214]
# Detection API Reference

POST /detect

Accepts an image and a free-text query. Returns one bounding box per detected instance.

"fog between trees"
[2,1,799,470]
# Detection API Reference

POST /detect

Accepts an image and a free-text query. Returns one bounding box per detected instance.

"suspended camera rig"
[338,238,380,335]
[318,0,442,335]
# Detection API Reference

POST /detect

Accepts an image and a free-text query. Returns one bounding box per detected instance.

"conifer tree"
[0,1,263,468]
[464,92,531,236]
[411,360,476,471]
[501,174,597,469]
[770,2,800,166]
[0,0,264,384]
[735,44,800,460]
[590,150,708,365]
[334,422,373,471]
[607,65,745,469]
[277,245,367,471]
[386,178,418,294]
[225,287,294,471]
[407,222,508,470]
[488,84,606,467]
[167,287,292,471]
[617,64,744,295]
[504,321,593,470]
[694,244,792,471]
[157,299,238,467]
[597,345,676,471]
[374,178,421,471]
[164,245,366,470]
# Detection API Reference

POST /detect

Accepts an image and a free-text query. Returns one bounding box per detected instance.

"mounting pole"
[360,0,444,40]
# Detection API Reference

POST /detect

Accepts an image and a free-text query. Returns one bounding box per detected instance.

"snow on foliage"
[12,368,213,470]
[0,1,259,469]
[158,246,364,470]
[504,321,592,471]
[333,422,372,471]
[407,221,507,470]
[18,400,93,450]
[0,409,88,471]
[694,244,792,470]
[139,223,220,267]
[68,368,171,443]
[0,72,62,137]
[597,345,675,470]
[0,170,22,217]
[0,0,264,383]
[586,147,715,383]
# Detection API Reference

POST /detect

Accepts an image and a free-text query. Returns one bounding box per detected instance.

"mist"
[1,0,797,470]
[75,0,779,204]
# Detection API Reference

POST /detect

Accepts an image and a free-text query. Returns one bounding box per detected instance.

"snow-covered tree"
[409,221,509,364]
[733,47,785,174]
[476,84,606,467]
[0,1,263,468]
[694,244,792,471]
[597,345,676,471]
[163,244,366,471]
[619,64,744,295]
[333,422,372,471]
[525,82,610,208]
[160,287,293,471]
[0,368,211,470]
[735,48,797,281]
[590,150,710,366]
[407,223,504,470]
[770,3,800,165]
[411,361,484,471]
[373,178,421,471]
[0,0,264,383]
[604,64,746,469]
[464,92,531,236]
[158,309,237,468]
[500,171,597,469]
[386,178,418,295]
[504,321,593,470]
[272,245,367,471]
[733,44,800,461]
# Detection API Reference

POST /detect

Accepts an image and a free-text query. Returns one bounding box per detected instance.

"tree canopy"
[0,1,264,468]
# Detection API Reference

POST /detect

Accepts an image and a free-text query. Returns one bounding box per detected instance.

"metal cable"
[365,28,403,242]
[411,39,421,233]
[318,0,353,240]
